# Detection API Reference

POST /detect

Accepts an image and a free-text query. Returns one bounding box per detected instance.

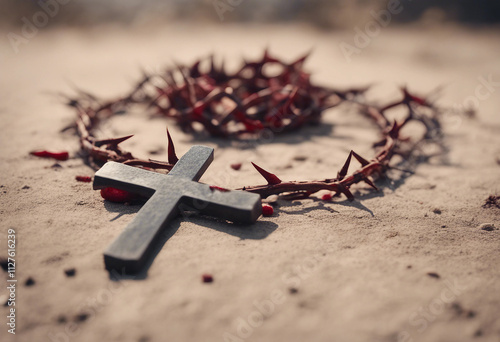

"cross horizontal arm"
[93,161,167,196]
[179,182,262,224]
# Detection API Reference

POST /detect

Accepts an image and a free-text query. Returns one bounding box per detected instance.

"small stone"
[483,195,500,209]
[441,225,447,228]
[0,258,8,271]
[427,272,440,279]
[25,277,36,286]
[64,268,76,277]
[22,185,31,190]
[433,208,441,214]
[230,163,242,171]
[263,195,279,205]
[148,147,164,155]
[466,310,476,318]
[451,302,464,315]
[293,155,307,162]
[74,313,89,322]
[386,231,399,239]
[202,274,213,283]
[479,223,496,231]
[289,287,299,294]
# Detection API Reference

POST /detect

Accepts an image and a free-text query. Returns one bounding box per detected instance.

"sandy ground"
[0,23,500,342]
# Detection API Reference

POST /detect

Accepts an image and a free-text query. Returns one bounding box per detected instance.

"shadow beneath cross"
[189,215,278,240]
[103,201,143,221]
[107,212,277,281]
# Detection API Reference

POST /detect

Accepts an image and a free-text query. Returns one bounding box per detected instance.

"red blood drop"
[322,193,333,201]
[100,187,135,203]
[75,175,92,183]
[262,204,274,217]
[230,163,242,171]
[202,274,213,283]
[30,150,69,161]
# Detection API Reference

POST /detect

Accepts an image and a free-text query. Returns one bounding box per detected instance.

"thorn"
[342,188,355,201]
[352,151,370,167]
[388,120,401,138]
[290,49,312,68]
[190,60,201,77]
[337,151,353,181]
[210,54,215,73]
[363,177,378,191]
[94,135,134,147]
[166,128,178,164]
[251,162,282,185]
[220,58,225,74]
[263,49,279,63]
[401,86,427,106]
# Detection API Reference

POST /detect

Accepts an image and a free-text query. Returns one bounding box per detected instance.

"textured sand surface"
[0,24,499,342]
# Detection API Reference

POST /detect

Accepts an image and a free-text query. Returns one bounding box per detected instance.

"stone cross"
[93,145,262,273]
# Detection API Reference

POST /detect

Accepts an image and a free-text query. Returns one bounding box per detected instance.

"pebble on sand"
[479,223,497,231]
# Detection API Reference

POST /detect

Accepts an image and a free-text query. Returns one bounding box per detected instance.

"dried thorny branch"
[239,86,446,200]
[64,51,447,201]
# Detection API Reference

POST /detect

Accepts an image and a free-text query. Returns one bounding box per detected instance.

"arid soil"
[0,23,499,342]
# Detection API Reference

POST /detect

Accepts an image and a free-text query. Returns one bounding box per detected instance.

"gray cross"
[93,145,262,273]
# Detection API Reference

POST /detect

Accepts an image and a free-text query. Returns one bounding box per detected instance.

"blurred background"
[1,0,499,29]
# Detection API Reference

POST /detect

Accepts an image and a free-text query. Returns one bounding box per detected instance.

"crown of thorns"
[63,51,445,201]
